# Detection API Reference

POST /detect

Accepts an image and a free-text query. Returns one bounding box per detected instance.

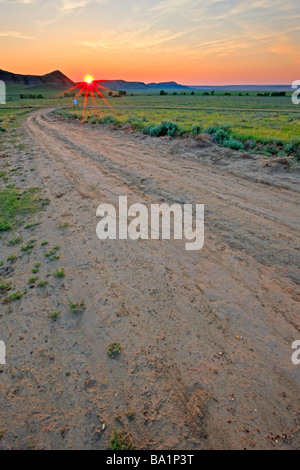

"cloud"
[0,31,35,39]
[59,0,91,13]
[37,0,107,29]
[151,0,196,14]
[79,26,196,53]
[0,0,38,4]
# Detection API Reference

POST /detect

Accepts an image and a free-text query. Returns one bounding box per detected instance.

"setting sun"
[84,75,93,84]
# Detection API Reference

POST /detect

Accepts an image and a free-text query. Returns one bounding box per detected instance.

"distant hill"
[93,80,292,93]
[191,85,292,92]
[96,79,191,92]
[0,69,74,87]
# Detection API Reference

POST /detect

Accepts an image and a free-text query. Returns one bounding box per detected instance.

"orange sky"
[0,0,299,85]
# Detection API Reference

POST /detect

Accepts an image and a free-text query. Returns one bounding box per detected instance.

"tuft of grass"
[8,291,23,301]
[21,239,35,254]
[53,268,65,278]
[40,240,49,246]
[24,221,40,230]
[57,222,69,229]
[49,310,60,320]
[68,298,86,313]
[31,264,40,274]
[28,276,37,284]
[126,411,135,421]
[37,280,48,288]
[7,254,17,263]
[27,438,35,450]
[107,341,122,358]
[109,429,135,450]
[8,236,22,246]
[0,280,11,293]
[39,198,50,207]
[45,245,60,261]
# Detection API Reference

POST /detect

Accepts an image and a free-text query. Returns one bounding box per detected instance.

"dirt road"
[0,108,299,449]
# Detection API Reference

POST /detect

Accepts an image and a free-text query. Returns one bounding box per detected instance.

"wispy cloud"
[0,0,38,4]
[59,0,92,13]
[79,26,196,53]
[151,0,195,14]
[37,0,107,30]
[0,30,35,39]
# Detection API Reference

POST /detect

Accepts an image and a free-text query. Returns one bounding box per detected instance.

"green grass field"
[53,92,300,159]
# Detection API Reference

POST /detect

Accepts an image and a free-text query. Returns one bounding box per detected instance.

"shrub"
[126,118,144,131]
[68,298,86,313]
[45,245,60,261]
[7,254,17,263]
[107,341,121,358]
[49,310,60,320]
[8,291,23,301]
[21,240,35,254]
[205,125,219,135]
[109,429,135,450]
[8,236,22,246]
[284,138,300,155]
[89,116,98,124]
[213,129,230,144]
[98,115,117,125]
[53,268,65,278]
[223,137,244,151]
[143,121,179,137]
[191,125,202,136]
[0,280,11,292]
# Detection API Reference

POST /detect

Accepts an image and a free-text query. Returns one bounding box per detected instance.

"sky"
[0,0,299,85]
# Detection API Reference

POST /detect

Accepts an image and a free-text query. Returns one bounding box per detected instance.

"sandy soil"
[0,107,299,450]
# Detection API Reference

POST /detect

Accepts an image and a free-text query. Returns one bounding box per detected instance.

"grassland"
[5,83,69,101]
[0,84,299,451]
[52,92,300,159]
[0,108,34,133]
[1,86,300,159]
